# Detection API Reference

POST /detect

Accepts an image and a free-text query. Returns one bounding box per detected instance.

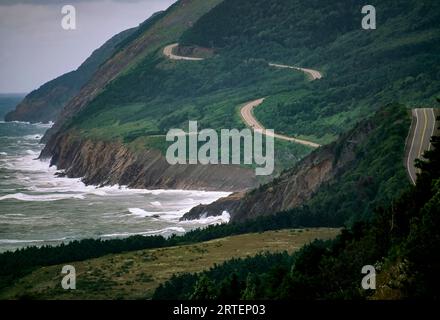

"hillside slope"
[0,229,338,300]
[183,104,411,223]
[40,0,439,192]
[181,0,440,143]
[157,130,440,300]
[40,0,312,191]
[41,0,223,144]
[0,94,25,120]
[4,25,139,123]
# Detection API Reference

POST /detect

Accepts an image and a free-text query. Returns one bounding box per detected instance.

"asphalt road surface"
[163,43,204,61]
[239,98,321,148]
[163,43,322,147]
[406,108,436,185]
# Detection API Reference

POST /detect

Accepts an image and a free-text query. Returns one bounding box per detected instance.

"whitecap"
[180,211,231,225]
[100,227,186,238]
[128,208,158,217]
[0,239,45,244]
[25,150,38,156]
[0,192,85,202]
[34,122,54,128]
[23,135,41,140]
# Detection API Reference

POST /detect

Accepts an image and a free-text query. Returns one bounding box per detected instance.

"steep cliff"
[50,131,257,191]
[183,104,411,222]
[40,0,223,147]
[38,0,432,198]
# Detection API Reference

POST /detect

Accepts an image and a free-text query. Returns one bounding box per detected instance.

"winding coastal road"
[163,43,204,61]
[406,108,437,185]
[163,43,322,148]
[268,63,323,80]
[240,98,321,148]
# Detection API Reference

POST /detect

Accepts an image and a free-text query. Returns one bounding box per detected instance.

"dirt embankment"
[49,132,258,192]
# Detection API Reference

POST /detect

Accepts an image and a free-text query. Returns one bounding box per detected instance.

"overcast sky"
[0,0,177,93]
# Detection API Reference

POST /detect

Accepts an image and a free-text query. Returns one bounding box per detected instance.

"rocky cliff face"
[182,118,375,222]
[50,132,258,191]
[40,0,222,147]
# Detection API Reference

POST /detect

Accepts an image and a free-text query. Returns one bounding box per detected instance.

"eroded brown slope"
[50,133,257,191]
[183,118,376,222]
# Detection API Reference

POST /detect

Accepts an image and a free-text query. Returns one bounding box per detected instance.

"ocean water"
[0,121,230,252]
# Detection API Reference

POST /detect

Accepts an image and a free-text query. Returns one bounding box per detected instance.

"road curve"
[268,63,323,80]
[163,43,204,61]
[240,98,321,148]
[163,43,322,147]
[406,108,436,185]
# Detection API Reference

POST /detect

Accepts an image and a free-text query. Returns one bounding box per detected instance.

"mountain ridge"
[4,26,139,123]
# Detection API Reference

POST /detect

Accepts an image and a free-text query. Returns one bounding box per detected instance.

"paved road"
[163,43,322,147]
[268,63,323,80]
[406,108,436,185]
[240,98,321,148]
[163,43,204,61]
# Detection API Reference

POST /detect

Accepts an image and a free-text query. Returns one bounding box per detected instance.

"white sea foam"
[25,150,38,155]
[23,134,42,140]
[0,236,70,244]
[128,208,158,217]
[0,120,53,128]
[0,239,45,244]
[1,127,232,250]
[0,192,85,202]
[0,120,30,125]
[35,121,54,128]
[180,211,231,225]
[101,226,186,238]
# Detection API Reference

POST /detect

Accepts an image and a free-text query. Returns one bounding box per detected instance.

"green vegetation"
[58,0,440,173]
[0,103,410,290]
[2,0,438,300]
[153,131,440,300]
[0,229,338,299]
[67,52,310,172]
[241,103,411,225]
[0,94,25,120]
[181,0,440,143]
[292,103,411,225]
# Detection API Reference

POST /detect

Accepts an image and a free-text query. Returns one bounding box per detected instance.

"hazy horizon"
[0,0,177,94]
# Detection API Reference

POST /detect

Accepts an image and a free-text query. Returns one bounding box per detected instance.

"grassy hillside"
[53,0,440,178]
[153,132,440,300]
[219,103,412,223]
[286,103,412,225]
[0,229,338,300]
[181,0,440,143]
[0,103,412,291]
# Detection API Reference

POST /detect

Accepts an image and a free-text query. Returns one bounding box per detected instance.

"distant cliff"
[4,24,139,123]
